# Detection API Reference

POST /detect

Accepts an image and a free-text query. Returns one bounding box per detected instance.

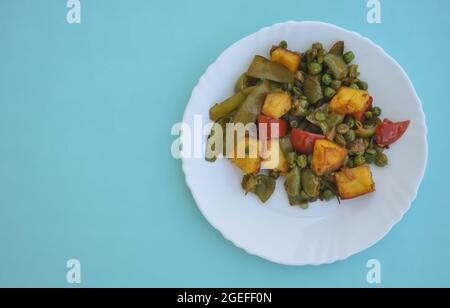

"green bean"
[280,136,294,155]
[234,73,248,93]
[324,54,349,80]
[233,81,270,125]
[312,42,323,50]
[247,56,294,83]
[304,75,324,104]
[285,167,301,196]
[343,51,355,64]
[209,88,253,122]
[242,175,276,203]
[375,153,389,167]
[301,168,320,198]
[329,41,344,56]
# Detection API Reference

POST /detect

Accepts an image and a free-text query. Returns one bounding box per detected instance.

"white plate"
[182,21,428,265]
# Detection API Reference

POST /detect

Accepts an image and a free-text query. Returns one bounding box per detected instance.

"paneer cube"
[271,47,302,73]
[262,91,292,119]
[335,166,376,200]
[230,136,261,174]
[329,87,371,115]
[312,140,348,176]
[260,140,289,174]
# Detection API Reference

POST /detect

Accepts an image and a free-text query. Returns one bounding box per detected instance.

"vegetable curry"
[206,40,410,208]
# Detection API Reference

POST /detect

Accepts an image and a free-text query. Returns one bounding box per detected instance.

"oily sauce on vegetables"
[206,40,410,208]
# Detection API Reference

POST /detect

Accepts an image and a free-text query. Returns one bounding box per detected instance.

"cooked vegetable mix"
[206,40,410,208]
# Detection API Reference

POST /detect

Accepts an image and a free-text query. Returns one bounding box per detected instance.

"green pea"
[322,190,335,202]
[375,153,389,167]
[354,155,366,167]
[296,154,308,169]
[374,145,385,153]
[269,170,280,180]
[350,138,367,155]
[372,107,382,117]
[345,130,356,143]
[348,65,360,78]
[315,111,326,122]
[312,42,323,50]
[347,158,355,168]
[337,124,350,135]
[365,111,373,119]
[365,153,376,164]
[330,80,342,90]
[295,71,305,83]
[299,96,309,108]
[317,55,325,64]
[366,148,377,156]
[357,81,369,91]
[345,116,355,128]
[335,134,347,147]
[343,51,355,64]
[293,86,303,96]
[279,40,288,49]
[300,60,308,72]
[349,83,359,90]
[306,49,318,63]
[308,62,322,75]
[324,87,336,98]
[287,152,297,167]
[322,74,332,86]
[290,120,299,128]
[318,49,327,57]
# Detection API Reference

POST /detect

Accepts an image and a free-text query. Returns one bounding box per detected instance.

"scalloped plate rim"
[181,21,429,266]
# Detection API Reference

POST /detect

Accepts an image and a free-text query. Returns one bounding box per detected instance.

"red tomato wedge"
[290,129,325,154]
[258,115,288,140]
[375,119,410,146]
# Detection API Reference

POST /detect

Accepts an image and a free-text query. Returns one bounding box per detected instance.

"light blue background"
[0,0,448,288]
